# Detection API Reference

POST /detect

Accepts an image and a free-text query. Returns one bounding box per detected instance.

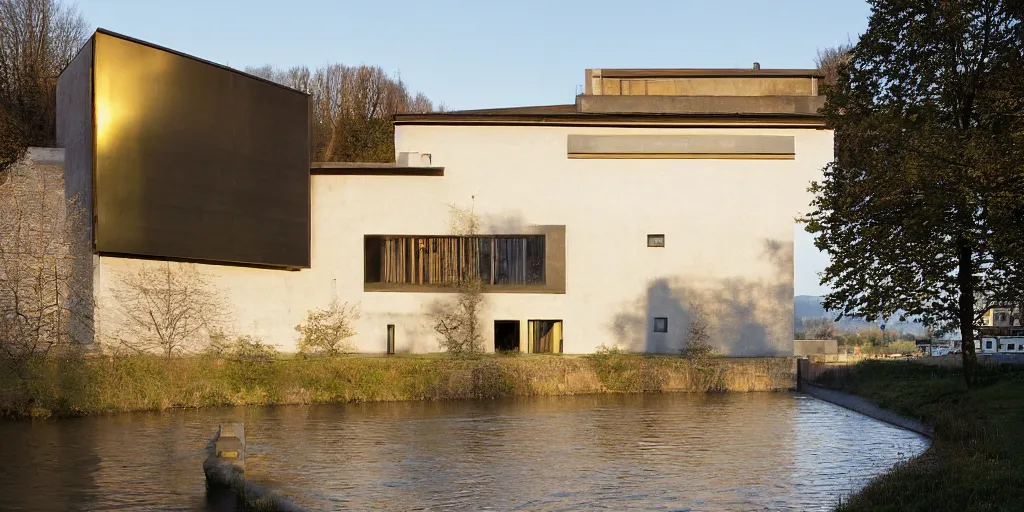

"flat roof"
[311,162,444,176]
[394,104,826,128]
[592,68,825,79]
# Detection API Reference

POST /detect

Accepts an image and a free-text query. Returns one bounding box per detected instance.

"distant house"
[981,307,1021,328]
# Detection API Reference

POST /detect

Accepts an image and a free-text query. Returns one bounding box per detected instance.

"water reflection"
[0,393,928,511]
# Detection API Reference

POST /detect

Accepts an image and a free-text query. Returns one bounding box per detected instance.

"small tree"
[430,202,486,356]
[295,298,358,356]
[680,301,715,360]
[431,276,485,356]
[0,157,91,382]
[814,42,853,88]
[110,262,231,357]
[801,317,838,340]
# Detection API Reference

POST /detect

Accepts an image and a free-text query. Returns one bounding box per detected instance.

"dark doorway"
[494,321,521,352]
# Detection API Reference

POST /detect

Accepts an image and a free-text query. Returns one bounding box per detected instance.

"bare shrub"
[431,276,485,356]
[680,301,716,360]
[0,159,91,382]
[245,63,440,163]
[0,0,88,170]
[109,262,231,357]
[430,202,486,356]
[295,298,358,356]
[815,42,853,88]
[800,317,838,340]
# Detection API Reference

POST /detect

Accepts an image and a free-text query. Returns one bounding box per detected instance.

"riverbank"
[0,353,795,419]
[813,360,1024,511]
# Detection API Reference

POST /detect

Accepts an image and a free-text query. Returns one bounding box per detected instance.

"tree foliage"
[246,64,441,163]
[0,0,87,171]
[808,0,1024,384]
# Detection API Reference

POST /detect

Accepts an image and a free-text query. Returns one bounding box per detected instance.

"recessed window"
[365,235,545,286]
[1008,344,1016,351]
[647,234,665,248]
[986,340,993,350]
[653,317,668,333]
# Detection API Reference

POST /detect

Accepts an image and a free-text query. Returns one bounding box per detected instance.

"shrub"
[295,299,359,356]
[680,301,716,361]
[225,335,278,388]
[429,277,485,356]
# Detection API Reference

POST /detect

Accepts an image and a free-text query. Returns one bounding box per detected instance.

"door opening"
[494,321,520,352]
[528,320,563,353]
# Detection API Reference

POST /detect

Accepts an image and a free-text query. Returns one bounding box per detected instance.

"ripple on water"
[0,393,928,511]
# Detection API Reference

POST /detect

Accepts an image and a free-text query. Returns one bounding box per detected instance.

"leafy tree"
[808,0,1024,385]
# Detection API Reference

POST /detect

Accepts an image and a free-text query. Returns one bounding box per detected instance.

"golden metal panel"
[92,31,310,268]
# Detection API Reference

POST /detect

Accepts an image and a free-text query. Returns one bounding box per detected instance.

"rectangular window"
[653,317,668,333]
[365,235,545,286]
[1009,344,1016,351]
[647,234,665,247]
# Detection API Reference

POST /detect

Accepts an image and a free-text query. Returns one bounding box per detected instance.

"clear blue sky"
[75,0,871,296]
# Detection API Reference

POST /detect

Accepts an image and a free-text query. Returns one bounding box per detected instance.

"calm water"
[0,393,928,512]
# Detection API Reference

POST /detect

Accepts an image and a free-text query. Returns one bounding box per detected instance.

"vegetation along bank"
[814,360,1024,512]
[0,352,795,420]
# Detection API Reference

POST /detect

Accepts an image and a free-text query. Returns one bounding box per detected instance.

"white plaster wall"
[94,124,832,356]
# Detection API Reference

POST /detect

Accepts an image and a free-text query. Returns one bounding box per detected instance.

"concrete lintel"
[576,95,826,116]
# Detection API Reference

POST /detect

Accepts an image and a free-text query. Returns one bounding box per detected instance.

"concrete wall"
[794,339,839,356]
[93,124,832,355]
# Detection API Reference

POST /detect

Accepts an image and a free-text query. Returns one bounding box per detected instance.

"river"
[0,393,928,511]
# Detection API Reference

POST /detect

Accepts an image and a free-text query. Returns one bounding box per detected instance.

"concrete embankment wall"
[796,359,933,438]
[204,424,304,512]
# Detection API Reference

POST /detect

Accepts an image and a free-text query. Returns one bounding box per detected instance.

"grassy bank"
[0,353,795,419]
[814,360,1024,511]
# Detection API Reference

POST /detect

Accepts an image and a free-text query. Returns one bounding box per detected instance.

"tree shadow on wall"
[610,239,794,356]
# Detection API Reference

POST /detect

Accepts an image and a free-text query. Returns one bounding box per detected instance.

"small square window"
[653,317,668,333]
[1009,344,1016,351]
[647,234,665,247]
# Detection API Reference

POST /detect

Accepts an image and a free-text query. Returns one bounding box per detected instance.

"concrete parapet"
[576,94,826,115]
[203,424,304,512]
[799,383,934,438]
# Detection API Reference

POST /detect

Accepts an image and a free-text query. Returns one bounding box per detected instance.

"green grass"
[815,360,1024,512]
[0,353,795,419]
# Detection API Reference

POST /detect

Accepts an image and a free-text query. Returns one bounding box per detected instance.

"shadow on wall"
[611,239,794,356]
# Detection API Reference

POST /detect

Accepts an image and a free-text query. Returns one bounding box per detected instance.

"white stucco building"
[57,31,833,356]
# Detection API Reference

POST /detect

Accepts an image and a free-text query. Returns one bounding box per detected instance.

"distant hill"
[794,295,927,335]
